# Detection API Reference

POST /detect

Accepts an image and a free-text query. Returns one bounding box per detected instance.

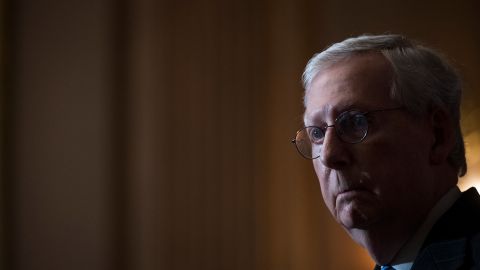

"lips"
[338,187,369,195]
[335,185,375,203]
[334,172,372,197]
[336,188,377,208]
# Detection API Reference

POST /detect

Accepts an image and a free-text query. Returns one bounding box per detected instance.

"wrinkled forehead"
[303,53,397,124]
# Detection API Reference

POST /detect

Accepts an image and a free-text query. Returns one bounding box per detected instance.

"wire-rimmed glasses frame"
[291,107,404,159]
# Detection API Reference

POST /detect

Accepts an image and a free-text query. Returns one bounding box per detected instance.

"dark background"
[1,0,479,269]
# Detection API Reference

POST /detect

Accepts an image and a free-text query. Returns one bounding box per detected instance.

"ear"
[429,107,455,165]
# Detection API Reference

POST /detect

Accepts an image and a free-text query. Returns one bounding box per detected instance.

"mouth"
[335,172,372,197]
[339,187,367,194]
[337,187,372,199]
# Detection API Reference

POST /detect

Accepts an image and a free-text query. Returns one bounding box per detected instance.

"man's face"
[304,53,436,233]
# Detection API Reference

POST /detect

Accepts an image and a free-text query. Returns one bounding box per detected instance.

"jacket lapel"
[411,188,480,270]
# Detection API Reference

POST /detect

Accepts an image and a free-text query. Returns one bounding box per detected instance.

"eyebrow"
[304,103,360,126]
[304,107,329,127]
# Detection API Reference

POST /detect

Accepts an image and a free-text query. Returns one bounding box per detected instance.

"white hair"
[302,34,466,177]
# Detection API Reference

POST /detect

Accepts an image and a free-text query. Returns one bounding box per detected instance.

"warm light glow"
[458,118,480,192]
[458,174,480,192]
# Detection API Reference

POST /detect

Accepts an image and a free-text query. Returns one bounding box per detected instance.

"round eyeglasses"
[291,107,404,159]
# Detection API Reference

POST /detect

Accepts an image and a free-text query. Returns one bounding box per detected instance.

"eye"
[351,113,368,131]
[337,110,368,139]
[308,126,325,143]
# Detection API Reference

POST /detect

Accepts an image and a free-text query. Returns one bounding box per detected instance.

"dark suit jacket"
[374,187,480,270]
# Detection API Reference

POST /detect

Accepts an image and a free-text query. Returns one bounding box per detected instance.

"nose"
[319,127,352,169]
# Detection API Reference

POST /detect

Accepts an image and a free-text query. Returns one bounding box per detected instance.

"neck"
[347,215,423,264]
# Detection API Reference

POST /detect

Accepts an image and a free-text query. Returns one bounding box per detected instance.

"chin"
[338,208,380,230]
[340,218,373,230]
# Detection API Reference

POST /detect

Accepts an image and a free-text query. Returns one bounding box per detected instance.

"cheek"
[360,141,430,197]
[312,160,326,188]
[313,161,336,209]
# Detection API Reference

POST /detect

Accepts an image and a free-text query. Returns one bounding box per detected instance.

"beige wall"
[3,0,480,269]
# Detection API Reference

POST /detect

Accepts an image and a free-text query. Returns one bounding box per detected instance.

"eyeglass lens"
[294,110,368,159]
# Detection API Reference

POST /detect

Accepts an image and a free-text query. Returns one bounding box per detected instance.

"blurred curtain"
[0,0,5,266]
[3,0,480,270]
